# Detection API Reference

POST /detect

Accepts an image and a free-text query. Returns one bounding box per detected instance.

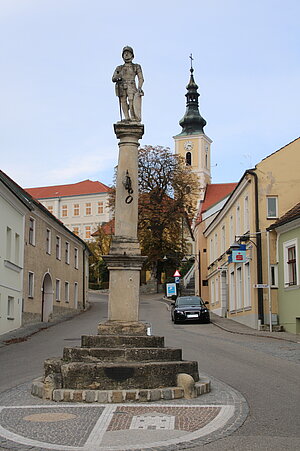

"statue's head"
[122,46,134,61]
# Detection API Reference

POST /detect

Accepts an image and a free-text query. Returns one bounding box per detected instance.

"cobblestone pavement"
[0,374,248,451]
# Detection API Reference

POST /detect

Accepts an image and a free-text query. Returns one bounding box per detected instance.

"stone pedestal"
[100,122,146,334]
[31,120,208,403]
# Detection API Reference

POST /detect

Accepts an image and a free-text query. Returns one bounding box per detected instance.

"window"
[47,205,53,214]
[28,272,34,298]
[6,227,12,260]
[215,276,219,304]
[229,215,234,245]
[236,206,240,236]
[85,226,91,239]
[98,201,104,214]
[283,239,298,287]
[185,152,192,166]
[56,236,61,260]
[7,296,14,318]
[236,266,242,309]
[55,279,61,301]
[74,282,78,308]
[29,217,35,245]
[62,205,68,217]
[244,196,249,232]
[74,204,80,216]
[73,226,79,236]
[209,238,213,264]
[214,233,218,260]
[65,282,70,302]
[221,225,226,254]
[46,229,51,254]
[65,242,70,264]
[211,279,215,305]
[270,264,278,287]
[85,203,92,215]
[244,262,251,307]
[14,233,20,265]
[229,270,235,311]
[74,248,79,269]
[267,196,278,218]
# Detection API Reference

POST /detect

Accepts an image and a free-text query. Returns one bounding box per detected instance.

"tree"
[137,146,199,282]
[109,145,199,283]
[88,220,114,289]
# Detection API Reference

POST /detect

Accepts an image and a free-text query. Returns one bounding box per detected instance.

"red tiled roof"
[196,183,238,224]
[202,183,238,212]
[25,179,110,199]
[91,218,115,237]
[268,202,300,230]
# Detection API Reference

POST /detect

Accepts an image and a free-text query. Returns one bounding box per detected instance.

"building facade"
[26,179,111,241]
[268,202,300,334]
[22,194,90,325]
[0,171,31,335]
[202,137,300,329]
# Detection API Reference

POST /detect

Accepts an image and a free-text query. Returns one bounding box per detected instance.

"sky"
[1,0,299,189]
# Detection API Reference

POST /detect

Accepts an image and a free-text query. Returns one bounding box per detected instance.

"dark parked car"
[171,295,210,324]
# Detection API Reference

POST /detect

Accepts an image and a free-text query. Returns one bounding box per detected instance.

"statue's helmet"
[122,46,134,58]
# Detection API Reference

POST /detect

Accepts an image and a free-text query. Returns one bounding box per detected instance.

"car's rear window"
[176,297,202,306]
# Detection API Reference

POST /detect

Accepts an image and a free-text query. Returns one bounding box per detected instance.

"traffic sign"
[173,270,181,277]
[174,277,180,284]
[166,283,177,297]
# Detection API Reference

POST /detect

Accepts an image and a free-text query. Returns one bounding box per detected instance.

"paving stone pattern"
[0,406,103,447]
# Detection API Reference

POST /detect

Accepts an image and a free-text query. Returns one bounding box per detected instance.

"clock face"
[184,141,193,151]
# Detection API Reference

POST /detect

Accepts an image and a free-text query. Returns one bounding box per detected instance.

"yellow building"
[203,137,300,329]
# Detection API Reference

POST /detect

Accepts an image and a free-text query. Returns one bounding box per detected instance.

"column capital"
[113,122,144,141]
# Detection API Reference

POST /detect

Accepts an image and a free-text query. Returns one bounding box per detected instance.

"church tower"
[174,58,212,201]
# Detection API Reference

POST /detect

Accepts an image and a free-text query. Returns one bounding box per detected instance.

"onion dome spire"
[178,54,206,135]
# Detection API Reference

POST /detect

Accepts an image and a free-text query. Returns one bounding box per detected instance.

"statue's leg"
[128,100,136,120]
[121,97,130,120]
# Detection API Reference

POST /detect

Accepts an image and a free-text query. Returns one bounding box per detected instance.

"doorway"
[41,273,53,322]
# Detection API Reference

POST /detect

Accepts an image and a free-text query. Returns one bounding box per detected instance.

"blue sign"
[174,277,180,284]
[232,250,247,263]
[166,283,177,297]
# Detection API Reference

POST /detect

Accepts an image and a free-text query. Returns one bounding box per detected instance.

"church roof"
[176,64,207,136]
[26,179,110,199]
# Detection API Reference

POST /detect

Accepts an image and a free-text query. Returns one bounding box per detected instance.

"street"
[0,292,299,450]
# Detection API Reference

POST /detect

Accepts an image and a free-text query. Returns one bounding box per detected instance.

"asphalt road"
[141,296,300,450]
[0,292,299,450]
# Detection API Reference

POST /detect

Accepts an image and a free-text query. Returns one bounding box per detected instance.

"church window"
[186,152,192,166]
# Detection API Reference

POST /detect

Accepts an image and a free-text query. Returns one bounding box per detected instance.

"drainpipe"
[246,170,264,325]
[82,247,86,310]
[198,250,202,297]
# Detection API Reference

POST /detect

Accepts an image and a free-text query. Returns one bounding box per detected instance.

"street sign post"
[253,284,269,288]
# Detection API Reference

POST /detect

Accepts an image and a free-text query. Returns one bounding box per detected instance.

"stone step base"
[81,334,164,348]
[44,360,199,391]
[63,347,182,362]
[32,377,211,403]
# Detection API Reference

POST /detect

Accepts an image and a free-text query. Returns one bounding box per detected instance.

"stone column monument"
[31,48,207,403]
[99,46,147,336]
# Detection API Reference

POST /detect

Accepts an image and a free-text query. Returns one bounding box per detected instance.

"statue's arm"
[136,64,144,91]
[112,66,122,83]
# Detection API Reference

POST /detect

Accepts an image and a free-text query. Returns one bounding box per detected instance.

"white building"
[26,179,111,241]
[0,171,31,335]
